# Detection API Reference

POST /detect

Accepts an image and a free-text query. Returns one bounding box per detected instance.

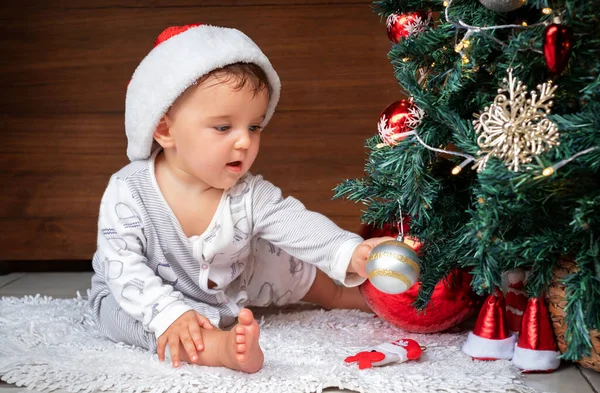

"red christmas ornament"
[377,100,423,147]
[543,23,573,75]
[361,269,480,333]
[386,11,432,44]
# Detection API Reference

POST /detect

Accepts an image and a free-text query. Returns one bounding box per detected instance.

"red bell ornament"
[386,11,432,44]
[543,23,573,75]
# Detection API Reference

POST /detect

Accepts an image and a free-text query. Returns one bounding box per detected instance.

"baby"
[89,24,390,374]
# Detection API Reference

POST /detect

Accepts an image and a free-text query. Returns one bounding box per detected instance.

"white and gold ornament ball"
[366,237,421,294]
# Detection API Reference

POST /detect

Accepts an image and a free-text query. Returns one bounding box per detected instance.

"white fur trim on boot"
[462,331,517,360]
[512,345,561,372]
[125,25,281,162]
[368,342,409,367]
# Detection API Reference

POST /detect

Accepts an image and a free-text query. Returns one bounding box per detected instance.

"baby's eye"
[249,125,263,132]
[214,125,231,132]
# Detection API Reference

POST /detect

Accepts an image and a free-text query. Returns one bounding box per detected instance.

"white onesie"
[89,150,364,351]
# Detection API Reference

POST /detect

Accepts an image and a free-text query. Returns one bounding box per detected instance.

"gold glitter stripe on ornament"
[367,252,420,273]
[367,269,413,288]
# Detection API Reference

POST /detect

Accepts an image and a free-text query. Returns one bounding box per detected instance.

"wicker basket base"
[547,259,600,372]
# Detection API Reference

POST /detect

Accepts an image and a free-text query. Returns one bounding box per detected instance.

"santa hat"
[125,24,281,161]
[512,297,561,372]
[462,290,517,360]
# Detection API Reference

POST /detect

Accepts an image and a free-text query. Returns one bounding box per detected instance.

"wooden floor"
[1,272,599,393]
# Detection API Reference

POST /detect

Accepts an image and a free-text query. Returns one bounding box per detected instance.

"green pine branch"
[336,0,600,360]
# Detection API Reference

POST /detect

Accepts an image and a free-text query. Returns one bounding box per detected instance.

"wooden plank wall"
[0,0,401,262]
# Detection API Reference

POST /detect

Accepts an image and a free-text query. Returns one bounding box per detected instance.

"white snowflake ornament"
[472,68,560,172]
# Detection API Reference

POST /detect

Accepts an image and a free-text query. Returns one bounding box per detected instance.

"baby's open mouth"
[227,161,242,167]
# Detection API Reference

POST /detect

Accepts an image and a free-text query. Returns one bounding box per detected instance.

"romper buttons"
[202,264,208,270]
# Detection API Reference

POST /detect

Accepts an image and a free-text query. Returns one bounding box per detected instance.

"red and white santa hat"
[512,297,561,372]
[462,290,517,360]
[125,24,281,161]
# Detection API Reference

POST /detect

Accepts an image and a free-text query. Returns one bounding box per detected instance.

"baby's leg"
[95,294,263,373]
[301,269,372,313]
[178,308,263,373]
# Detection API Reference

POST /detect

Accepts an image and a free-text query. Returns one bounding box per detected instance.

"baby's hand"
[157,310,214,367]
[349,237,395,277]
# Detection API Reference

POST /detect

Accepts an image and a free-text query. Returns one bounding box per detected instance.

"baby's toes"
[236,333,246,344]
[237,343,247,354]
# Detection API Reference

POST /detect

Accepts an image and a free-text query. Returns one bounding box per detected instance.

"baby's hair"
[204,62,271,98]
[168,62,271,113]
[152,62,272,153]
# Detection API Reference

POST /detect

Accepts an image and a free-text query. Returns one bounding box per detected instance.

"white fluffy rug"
[0,294,536,393]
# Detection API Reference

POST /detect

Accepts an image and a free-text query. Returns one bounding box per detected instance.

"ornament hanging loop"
[396,198,405,243]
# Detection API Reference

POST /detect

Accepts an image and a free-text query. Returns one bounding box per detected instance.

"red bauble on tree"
[361,269,480,333]
[359,222,480,333]
[543,23,573,75]
[377,100,424,147]
[386,11,432,44]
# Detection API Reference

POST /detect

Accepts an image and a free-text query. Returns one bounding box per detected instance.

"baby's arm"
[96,177,193,336]
[95,176,214,356]
[250,176,364,286]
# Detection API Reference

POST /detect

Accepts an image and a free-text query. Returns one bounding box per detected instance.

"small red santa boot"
[512,297,561,372]
[345,338,423,369]
[505,268,528,334]
[462,290,517,360]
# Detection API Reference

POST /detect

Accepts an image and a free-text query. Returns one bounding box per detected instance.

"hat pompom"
[154,24,202,47]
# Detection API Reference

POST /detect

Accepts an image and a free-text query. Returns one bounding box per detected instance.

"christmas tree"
[334,0,599,361]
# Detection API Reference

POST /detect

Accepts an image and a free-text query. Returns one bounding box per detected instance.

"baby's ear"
[153,116,174,148]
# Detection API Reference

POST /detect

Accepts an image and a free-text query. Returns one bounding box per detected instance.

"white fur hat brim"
[125,25,281,162]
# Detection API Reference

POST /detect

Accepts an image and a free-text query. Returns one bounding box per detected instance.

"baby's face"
[165,73,270,190]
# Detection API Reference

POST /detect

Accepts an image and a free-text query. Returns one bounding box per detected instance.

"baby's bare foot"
[225,308,263,373]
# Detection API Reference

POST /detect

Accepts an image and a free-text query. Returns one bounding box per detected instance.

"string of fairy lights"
[389,0,598,177]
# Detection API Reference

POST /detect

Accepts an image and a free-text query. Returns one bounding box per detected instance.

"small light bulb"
[443,1,449,6]
[463,40,471,48]
[542,7,552,14]
[402,57,409,62]
[454,43,464,53]
[451,166,462,175]
[542,167,554,176]
[431,62,436,67]
[522,21,528,27]
[462,55,470,64]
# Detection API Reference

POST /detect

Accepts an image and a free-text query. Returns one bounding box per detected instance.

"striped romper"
[88,151,364,352]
